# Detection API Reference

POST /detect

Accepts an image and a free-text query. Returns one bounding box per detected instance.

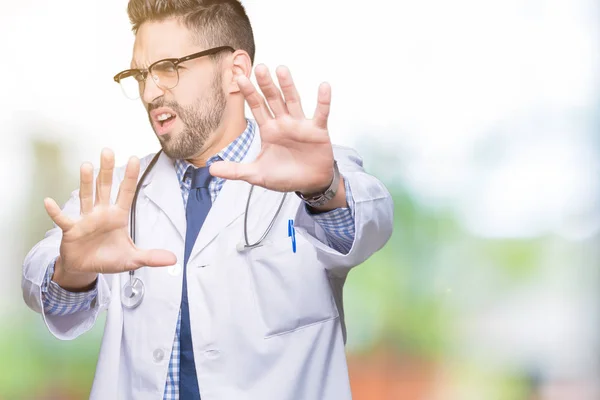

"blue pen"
[288,219,297,253]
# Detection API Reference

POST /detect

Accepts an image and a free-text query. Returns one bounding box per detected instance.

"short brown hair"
[127,0,255,63]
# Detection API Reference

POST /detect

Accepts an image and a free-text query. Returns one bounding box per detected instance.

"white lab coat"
[22,126,394,400]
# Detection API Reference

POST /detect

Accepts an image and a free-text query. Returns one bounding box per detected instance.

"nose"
[141,74,165,104]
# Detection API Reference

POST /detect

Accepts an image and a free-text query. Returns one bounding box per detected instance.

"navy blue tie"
[180,166,212,399]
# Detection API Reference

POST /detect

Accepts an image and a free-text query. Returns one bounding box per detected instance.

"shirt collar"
[174,119,255,185]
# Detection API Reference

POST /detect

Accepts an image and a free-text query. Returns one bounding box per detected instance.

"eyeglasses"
[113,46,235,100]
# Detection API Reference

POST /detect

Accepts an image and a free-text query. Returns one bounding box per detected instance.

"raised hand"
[44,149,177,291]
[209,65,336,195]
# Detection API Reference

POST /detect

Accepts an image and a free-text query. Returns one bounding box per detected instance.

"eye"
[153,61,177,74]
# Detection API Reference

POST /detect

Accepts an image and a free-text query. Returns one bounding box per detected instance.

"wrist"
[299,175,334,198]
[296,161,341,208]
[307,177,347,212]
[53,256,98,292]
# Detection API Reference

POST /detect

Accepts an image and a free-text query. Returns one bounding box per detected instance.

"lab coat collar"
[141,122,268,258]
[141,151,187,241]
[192,122,267,260]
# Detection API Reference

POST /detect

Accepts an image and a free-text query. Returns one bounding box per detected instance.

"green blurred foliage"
[0,315,103,400]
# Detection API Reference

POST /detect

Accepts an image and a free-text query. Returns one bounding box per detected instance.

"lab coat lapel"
[191,126,268,260]
[141,151,186,241]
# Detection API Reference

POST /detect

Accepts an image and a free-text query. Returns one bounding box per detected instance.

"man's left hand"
[209,65,336,196]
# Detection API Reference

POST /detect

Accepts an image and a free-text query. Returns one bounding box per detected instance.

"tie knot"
[190,166,212,189]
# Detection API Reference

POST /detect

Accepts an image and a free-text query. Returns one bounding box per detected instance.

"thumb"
[132,249,178,269]
[210,160,259,182]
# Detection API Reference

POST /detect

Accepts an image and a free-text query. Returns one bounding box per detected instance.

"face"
[132,19,226,160]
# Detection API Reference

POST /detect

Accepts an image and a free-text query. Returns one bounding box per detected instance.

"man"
[22,1,393,399]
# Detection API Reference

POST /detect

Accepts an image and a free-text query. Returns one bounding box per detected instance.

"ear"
[226,50,252,94]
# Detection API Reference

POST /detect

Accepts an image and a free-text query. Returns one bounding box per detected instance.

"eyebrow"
[130,58,152,69]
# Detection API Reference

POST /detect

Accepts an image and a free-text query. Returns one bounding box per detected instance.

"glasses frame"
[113,45,235,96]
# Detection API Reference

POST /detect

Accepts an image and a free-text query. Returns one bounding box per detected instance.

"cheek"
[175,73,206,100]
[172,88,196,108]
[178,70,217,104]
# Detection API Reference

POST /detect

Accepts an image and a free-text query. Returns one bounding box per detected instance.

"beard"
[149,73,226,160]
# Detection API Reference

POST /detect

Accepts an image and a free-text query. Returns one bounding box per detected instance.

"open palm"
[45,149,176,288]
[210,65,335,195]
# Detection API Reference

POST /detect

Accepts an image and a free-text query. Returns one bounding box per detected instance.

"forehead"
[132,18,199,68]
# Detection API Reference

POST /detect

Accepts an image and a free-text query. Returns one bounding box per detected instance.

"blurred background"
[1,0,599,399]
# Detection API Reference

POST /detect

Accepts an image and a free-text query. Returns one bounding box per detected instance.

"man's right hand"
[44,148,177,292]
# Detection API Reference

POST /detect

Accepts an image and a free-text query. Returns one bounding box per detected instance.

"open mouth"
[150,108,178,135]
[157,112,176,127]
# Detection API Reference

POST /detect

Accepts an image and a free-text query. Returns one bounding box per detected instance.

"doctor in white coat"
[22,1,393,399]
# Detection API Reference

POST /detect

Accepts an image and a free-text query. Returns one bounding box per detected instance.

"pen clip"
[288,219,296,253]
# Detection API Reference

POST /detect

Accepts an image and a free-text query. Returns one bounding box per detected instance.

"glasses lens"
[150,61,179,90]
[119,76,142,100]
[117,71,143,100]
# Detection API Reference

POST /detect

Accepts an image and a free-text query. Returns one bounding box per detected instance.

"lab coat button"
[153,348,165,362]
[168,264,182,276]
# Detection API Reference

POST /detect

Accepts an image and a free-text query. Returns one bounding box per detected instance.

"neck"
[187,105,247,167]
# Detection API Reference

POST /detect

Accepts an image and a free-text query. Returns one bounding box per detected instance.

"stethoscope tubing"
[122,150,288,309]
[242,185,287,250]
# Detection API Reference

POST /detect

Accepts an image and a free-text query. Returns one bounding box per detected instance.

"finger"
[79,162,94,215]
[237,74,273,126]
[44,197,75,231]
[95,148,115,206]
[130,249,178,269]
[209,160,260,183]
[116,157,141,211]
[255,64,288,118]
[313,82,331,130]
[276,66,305,119]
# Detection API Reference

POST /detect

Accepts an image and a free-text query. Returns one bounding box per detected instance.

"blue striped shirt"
[41,119,356,400]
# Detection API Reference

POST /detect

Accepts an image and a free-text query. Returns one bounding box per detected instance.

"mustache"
[147,100,182,115]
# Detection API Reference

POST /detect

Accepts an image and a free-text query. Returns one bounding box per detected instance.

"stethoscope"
[121,150,288,309]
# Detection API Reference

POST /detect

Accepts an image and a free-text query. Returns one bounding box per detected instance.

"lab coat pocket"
[247,233,339,338]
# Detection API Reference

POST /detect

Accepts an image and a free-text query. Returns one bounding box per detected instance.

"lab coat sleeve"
[302,179,356,254]
[41,257,99,316]
[294,145,394,273]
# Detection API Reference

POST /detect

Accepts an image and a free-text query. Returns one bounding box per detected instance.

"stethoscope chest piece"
[121,276,145,309]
